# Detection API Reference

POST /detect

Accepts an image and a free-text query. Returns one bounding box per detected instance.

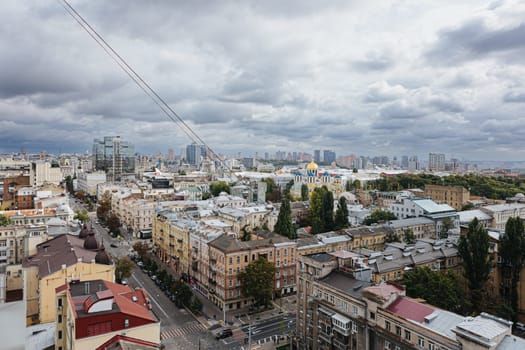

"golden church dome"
[306,161,318,171]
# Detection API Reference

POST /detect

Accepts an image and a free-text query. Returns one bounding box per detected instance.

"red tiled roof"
[386,296,435,323]
[95,334,159,350]
[103,281,155,322]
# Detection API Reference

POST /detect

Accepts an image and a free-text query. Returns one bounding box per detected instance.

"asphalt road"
[237,314,296,346]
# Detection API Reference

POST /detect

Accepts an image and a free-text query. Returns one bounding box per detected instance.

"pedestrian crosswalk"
[161,322,206,340]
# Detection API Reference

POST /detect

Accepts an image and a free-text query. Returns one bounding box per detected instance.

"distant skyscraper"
[428,153,445,171]
[314,150,321,163]
[323,150,336,164]
[186,142,206,167]
[167,148,175,162]
[408,156,419,171]
[401,155,409,169]
[93,136,135,181]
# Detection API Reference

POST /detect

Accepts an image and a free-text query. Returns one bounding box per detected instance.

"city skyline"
[1,1,525,160]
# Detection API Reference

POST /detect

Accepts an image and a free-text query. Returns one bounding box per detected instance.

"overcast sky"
[1,1,525,160]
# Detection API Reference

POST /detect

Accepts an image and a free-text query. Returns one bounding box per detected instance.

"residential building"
[0,207,74,226]
[23,233,114,325]
[389,197,459,237]
[387,217,436,240]
[458,209,492,228]
[0,224,47,265]
[153,211,195,276]
[424,184,470,211]
[208,234,297,311]
[185,142,206,167]
[345,226,394,251]
[480,203,525,231]
[30,161,63,186]
[428,153,445,172]
[297,264,524,350]
[323,150,336,164]
[121,198,155,238]
[76,171,107,197]
[189,226,224,295]
[93,136,135,181]
[55,279,159,350]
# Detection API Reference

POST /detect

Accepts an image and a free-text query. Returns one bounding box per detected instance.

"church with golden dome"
[290,160,344,199]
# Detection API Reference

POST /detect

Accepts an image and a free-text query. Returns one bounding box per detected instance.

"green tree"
[209,181,231,197]
[352,168,358,173]
[461,203,475,211]
[97,193,111,222]
[320,188,334,232]
[274,198,296,239]
[65,175,74,194]
[115,257,134,282]
[363,209,396,225]
[74,209,89,224]
[403,228,416,244]
[301,184,309,201]
[107,214,121,235]
[403,267,467,314]
[239,257,277,308]
[284,180,294,199]
[499,217,525,321]
[384,231,401,243]
[0,214,13,226]
[439,217,454,239]
[190,295,203,312]
[458,217,491,313]
[264,178,282,202]
[353,179,361,190]
[132,241,149,260]
[172,280,193,307]
[308,188,323,234]
[334,197,349,230]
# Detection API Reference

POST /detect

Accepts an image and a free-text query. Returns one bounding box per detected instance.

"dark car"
[110,243,118,248]
[215,328,233,339]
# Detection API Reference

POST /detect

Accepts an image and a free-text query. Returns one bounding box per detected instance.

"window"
[277,250,280,257]
[270,251,273,258]
[395,326,401,336]
[58,330,62,339]
[352,322,358,334]
[405,330,411,341]
[385,340,391,350]
[245,255,248,263]
[385,321,391,331]
[352,305,358,316]
[237,256,240,263]
[229,257,233,264]
[284,249,288,256]
[428,342,436,350]
[229,268,232,275]
[58,315,62,323]
[370,311,376,320]
[57,298,62,308]
[418,337,425,347]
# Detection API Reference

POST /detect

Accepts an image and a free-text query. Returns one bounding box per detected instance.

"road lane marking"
[131,274,170,319]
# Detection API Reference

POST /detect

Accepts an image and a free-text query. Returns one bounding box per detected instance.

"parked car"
[208,324,223,331]
[110,243,118,248]
[215,328,233,339]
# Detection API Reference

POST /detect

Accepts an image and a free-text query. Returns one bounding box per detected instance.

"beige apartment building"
[208,234,297,311]
[23,233,114,325]
[153,211,194,276]
[297,266,523,350]
[121,198,155,237]
[424,184,470,211]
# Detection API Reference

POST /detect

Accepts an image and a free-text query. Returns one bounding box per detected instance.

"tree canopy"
[308,187,334,234]
[115,257,134,282]
[97,193,111,222]
[363,209,396,226]
[239,257,277,308]
[209,181,231,197]
[404,266,467,315]
[334,196,349,230]
[0,214,13,226]
[301,184,309,201]
[367,173,525,200]
[499,217,525,321]
[74,209,90,223]
[458,217,491,313]
[274,198,296,239]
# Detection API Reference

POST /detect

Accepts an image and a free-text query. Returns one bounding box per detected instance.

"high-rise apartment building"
[314,150,321,163]
[428,152,445,171]
[186,142,206,167]
[323,150,336,164]
[93,136,135,181]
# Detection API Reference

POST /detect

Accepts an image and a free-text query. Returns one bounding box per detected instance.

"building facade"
[424,185,470,211]
[93,136,135,181]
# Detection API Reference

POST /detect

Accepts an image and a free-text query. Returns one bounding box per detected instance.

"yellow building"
[153,210,192,276]
[290,161,345,200]
[424,184,470,211]
[23,232,114,325]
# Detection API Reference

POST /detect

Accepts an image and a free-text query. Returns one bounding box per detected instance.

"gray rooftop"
[320,270,372,300]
